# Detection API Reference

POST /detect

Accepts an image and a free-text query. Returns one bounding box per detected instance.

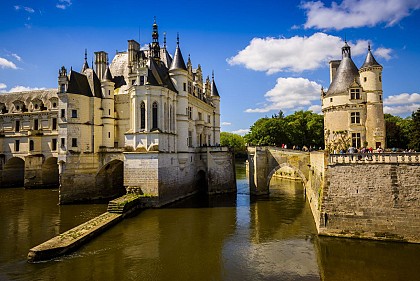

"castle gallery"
[0,21,236,204]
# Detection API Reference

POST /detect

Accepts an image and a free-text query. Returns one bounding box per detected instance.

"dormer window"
[350,88,361,100]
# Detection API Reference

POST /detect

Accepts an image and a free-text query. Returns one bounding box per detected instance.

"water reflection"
[0,162,420,281]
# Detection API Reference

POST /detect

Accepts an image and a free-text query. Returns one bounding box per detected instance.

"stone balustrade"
[329,152,420,164]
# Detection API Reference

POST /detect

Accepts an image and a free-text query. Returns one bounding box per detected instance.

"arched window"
[140,102,146,130]
[152,102,158,130]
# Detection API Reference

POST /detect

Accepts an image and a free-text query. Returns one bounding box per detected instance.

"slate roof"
[325,57,359,97]
[361,48,382,69]
[148,59,177,93]
[211,79,220,97]
[67,69,102,98]
[169,45,187,71]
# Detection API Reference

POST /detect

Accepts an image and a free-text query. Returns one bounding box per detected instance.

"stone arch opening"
[42,157,59,188]
[196,170,208,194]
[95,160,125,199]
[2,157,25,187]
[266,163,308,190]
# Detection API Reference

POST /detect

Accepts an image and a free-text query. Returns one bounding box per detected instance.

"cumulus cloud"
[302,0,420,30]
[0,57,17,69]
[8,86,46,93]
[56,0,72,10]
[0,83,7,90]
[245,77,322,113]
[231,129,250,136]
[227,33,371,74]
[384,93,420,115]
[221,122,232,126]
[308,104,322,114]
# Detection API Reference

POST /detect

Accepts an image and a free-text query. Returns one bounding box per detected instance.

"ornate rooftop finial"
[368,42,371,51]
[163,32,167,48]
[177,32,180,46]
[212,70,214,80]
[81,49,89,72]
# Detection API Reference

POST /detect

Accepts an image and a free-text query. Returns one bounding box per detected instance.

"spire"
[169,33,187,71]
[151,17,160,60]
[211,71,220,97]
[103,59,113,81]
[361,43,382,69]
[163,32,167,49]
[81,49,89,72]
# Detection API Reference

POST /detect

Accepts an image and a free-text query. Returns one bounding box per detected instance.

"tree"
[244,110,324,148]
[220,132,246,156]
[408,108,420,151]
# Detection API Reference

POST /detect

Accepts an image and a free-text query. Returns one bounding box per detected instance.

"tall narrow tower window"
[29,140,34,151]
[140,102,146,130]
[152,102,158,130]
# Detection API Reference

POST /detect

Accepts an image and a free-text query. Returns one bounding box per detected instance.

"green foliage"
[384,109,420,150]
[244,110,324,148]
[220,132,246,153]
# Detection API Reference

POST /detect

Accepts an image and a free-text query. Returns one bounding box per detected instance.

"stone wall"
[319,163,420,243]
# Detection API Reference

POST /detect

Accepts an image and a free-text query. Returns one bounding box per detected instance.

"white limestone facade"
[322,42,386,152]
[0,20,234,204]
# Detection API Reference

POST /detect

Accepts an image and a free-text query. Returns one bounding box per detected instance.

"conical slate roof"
[361,46,382,69]
[169,45,187,71]
[325,57,359,97]
[103,66,113,81]
[211,79,220,97]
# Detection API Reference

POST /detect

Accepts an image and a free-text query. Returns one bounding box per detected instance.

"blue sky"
[1,0,420,135]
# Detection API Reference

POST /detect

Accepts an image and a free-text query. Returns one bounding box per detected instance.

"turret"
[169,34,189,151]
[101,63,115,148]
[211,71,221,145]
[58,66,68,93]
[359,44,385,149]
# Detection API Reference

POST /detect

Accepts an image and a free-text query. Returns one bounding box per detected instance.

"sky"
[1,0,420,135]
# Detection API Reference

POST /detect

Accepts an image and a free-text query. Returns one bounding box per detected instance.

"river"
[0,161,419,281]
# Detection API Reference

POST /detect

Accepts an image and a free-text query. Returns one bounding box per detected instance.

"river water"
[0,162,419,281]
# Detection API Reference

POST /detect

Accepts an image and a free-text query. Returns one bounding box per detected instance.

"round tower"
[101,61,115,148]
[211,71,221,145]
[169,35,189,152]
[359,44,385,149]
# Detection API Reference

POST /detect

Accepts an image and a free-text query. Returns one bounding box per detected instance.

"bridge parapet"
[329,153,420,164]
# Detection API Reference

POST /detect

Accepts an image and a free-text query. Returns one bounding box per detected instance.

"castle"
[0,20,236,205]
[322,42,386,152]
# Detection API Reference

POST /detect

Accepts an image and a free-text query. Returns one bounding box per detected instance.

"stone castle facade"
[322,42,386,152]
[0,21,236,204]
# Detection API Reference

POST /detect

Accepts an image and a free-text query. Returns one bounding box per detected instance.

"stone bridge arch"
[266,162,308,187]
[247,146,310,195]
[95,159,125,200]
[1,156,25,187]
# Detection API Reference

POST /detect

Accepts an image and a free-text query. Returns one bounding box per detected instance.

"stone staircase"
[107,201,125,214]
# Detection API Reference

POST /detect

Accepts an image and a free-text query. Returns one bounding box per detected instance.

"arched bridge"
[247,146,310,195]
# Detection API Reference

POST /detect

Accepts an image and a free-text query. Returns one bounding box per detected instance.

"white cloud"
[308,104,322,114]
[8,86,46,93]
[231,129,250,136]
[0,83,7,90]
[14,5,35,13]
[384,93,420,115]
[0,57,17,69]
[221,122,232,126]
[56,0,72,9]
[302,0,420,30]
[227,33,371,74]
[11,53,22,62]
[374,47,392,60]
[245,77,322,113]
